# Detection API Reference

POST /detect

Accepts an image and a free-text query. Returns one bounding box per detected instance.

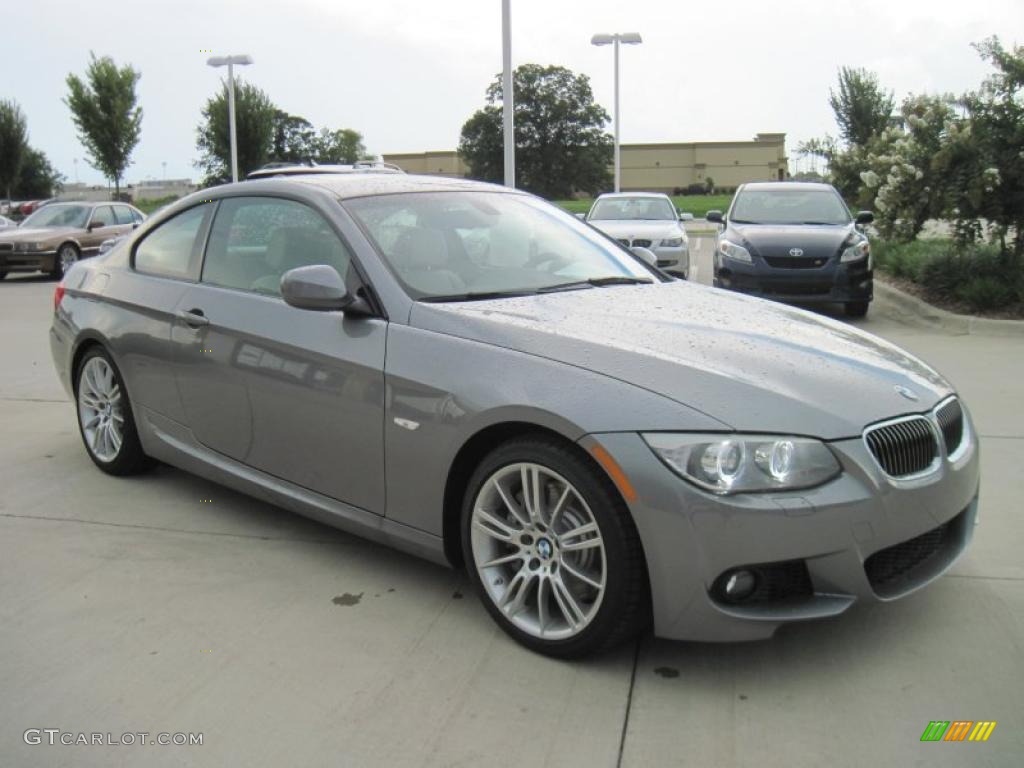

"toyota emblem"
[789,248,804,257]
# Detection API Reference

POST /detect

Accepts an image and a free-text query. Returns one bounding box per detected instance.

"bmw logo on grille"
[895,385,919,401]
[537,538,553,559]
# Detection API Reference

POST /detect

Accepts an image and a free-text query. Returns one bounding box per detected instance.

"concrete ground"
[1,242,1021,767]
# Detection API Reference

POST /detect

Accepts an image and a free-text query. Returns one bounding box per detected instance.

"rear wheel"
[462,436,648,658]
[845,301,869,318]
[75,347,152,475]
[51,243,78,279]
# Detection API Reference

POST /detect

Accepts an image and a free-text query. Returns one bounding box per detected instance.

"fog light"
[721,569,757,602]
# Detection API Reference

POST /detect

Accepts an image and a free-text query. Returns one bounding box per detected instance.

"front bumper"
[715,255,872,304]
[0,249,57,273]
[581,411,980,642]
[652,244,689,275]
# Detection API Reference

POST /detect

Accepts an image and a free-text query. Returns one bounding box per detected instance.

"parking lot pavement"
[2,272,1022,767]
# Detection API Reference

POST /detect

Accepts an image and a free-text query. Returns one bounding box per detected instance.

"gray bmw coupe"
[50,174,979,658]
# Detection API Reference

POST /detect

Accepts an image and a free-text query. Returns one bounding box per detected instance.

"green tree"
[195,78,276,184]
[829,67,895,147]
[14,147,64,199]
[270,111,316,164]
[65,53,142,197]
[0,99,28,202]
[459,64,613,198]
[312,127,368,164]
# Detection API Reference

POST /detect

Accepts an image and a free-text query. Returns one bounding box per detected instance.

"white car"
[583,193,690,277]
[0,214,16,229]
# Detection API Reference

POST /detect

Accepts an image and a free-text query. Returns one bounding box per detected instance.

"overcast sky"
[7,0,1022,186]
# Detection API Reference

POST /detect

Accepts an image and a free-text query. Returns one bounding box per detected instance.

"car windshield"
[345,191,654,300]
[589,197,676,221]
[21,204,91,229]
[729,187,851,225]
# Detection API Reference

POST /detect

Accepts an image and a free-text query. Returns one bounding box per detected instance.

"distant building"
[59,179,197,203]
[383,133,788,194]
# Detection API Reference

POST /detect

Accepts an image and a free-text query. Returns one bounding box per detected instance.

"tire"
[0,271,7,280]
[461,435,649,658]
[51,243,79,279]
[75,347,152,475]
[845,301,869,318]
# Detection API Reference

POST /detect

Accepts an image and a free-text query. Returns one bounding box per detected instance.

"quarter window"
[201,197,352,296]
[134,204,213,279]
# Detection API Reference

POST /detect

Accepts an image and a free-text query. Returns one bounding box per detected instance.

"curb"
[874,279,1024,337]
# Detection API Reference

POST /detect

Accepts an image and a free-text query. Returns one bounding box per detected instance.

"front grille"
[761,282,832,296]
[864,510,965,597]
[617,238,630,248]
[864,416,938,477]
[935,398,964,455]
[0,243,13,252]
[763,256,828,269]
[632,239,652,248]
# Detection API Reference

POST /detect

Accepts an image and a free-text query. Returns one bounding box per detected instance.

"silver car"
[50,174,979,658]
[584,192,691,277]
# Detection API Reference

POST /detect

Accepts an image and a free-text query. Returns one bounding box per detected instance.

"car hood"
[728,222,854,259]
[0,226,75,242]
[588,220,685,241]
[410,282,953,439]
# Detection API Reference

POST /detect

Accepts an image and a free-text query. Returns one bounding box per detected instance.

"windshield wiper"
[538,276,653,293]
[419,289,536,303]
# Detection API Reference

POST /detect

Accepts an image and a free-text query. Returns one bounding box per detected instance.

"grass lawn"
[135,195,181,215]
[554,194,733,219]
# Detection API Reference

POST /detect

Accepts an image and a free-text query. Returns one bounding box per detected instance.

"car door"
[84,205,120,254]
[112,205,141,236]
[171,195,387,514]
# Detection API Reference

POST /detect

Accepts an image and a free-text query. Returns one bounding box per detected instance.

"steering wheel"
[527,251,573,272]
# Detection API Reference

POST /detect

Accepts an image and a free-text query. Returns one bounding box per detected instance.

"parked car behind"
[51,174,978,658]
[709,181,874,316]
[0,214,16,229]
[0,201,144,279]
[583,192,690,277]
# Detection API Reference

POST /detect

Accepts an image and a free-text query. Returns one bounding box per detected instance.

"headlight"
[718,239,752,263]
[642,433,841,494]
[16,242,46,252]
[661,237,684,248]
[841,239,871,268]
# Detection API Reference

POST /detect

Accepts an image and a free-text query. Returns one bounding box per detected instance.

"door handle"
[176,308,209,327]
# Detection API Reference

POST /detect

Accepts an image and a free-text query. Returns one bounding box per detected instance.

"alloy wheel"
[77,356,124,462]
[470,462,607,640]
[59,245,77,275]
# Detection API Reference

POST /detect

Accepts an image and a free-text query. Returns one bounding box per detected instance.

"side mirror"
[679,212,694,222]
[88,220,106,230]
[575,212,587,220]
[706,210,724,224]
[856,211,874,225]
[281,264,372,315]
[630,246,658,267]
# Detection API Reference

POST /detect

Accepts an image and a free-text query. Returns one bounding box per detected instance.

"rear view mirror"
[706,210,724,224]
[630,246,658,267]
[88,220,106,230]
[679,212,694,222]
[856,211,874,225]
[281,264,372,315]
[575,212,586,220]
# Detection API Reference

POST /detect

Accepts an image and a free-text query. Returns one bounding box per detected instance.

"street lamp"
[206,54,253,183]
[501,0,514,188]
[591,32,642,193]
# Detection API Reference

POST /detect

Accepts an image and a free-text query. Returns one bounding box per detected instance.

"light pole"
[206,54,253,183]
[501,0,514,188]
[162,161,167,184]
[73,158,78,185]
[591,32,642,193]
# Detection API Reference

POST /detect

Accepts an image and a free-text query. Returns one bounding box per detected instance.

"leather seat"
[390,227,466,295]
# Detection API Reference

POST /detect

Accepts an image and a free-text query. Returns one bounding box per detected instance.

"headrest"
[391,227,448,269]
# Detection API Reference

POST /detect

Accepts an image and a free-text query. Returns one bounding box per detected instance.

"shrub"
[684,183,706,195]
[955,277,1017,311]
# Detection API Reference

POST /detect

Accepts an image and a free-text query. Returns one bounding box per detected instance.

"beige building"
[383,133,787,194]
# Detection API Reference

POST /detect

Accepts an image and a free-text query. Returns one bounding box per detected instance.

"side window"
[113,206,136,225]
[201,197,352,296]
[92,205,116,228]
[134,204,212,279]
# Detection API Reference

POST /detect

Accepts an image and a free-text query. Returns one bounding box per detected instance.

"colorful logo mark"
[920,721,997,742]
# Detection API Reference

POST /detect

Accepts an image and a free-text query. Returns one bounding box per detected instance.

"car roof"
[235,173,520,200]
[739,182,837,192]
[594,192,671,199]
[246,162,404,180]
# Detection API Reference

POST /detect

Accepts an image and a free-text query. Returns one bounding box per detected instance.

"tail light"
[54,281,65,311]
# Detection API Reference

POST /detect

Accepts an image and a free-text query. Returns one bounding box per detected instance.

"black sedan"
[708,182,874,317]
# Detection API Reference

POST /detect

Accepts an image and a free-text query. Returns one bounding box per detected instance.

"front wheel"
[845,301,869,318]
[75,348,152,475]
[462,436,649,658]
[52,243,79,278]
